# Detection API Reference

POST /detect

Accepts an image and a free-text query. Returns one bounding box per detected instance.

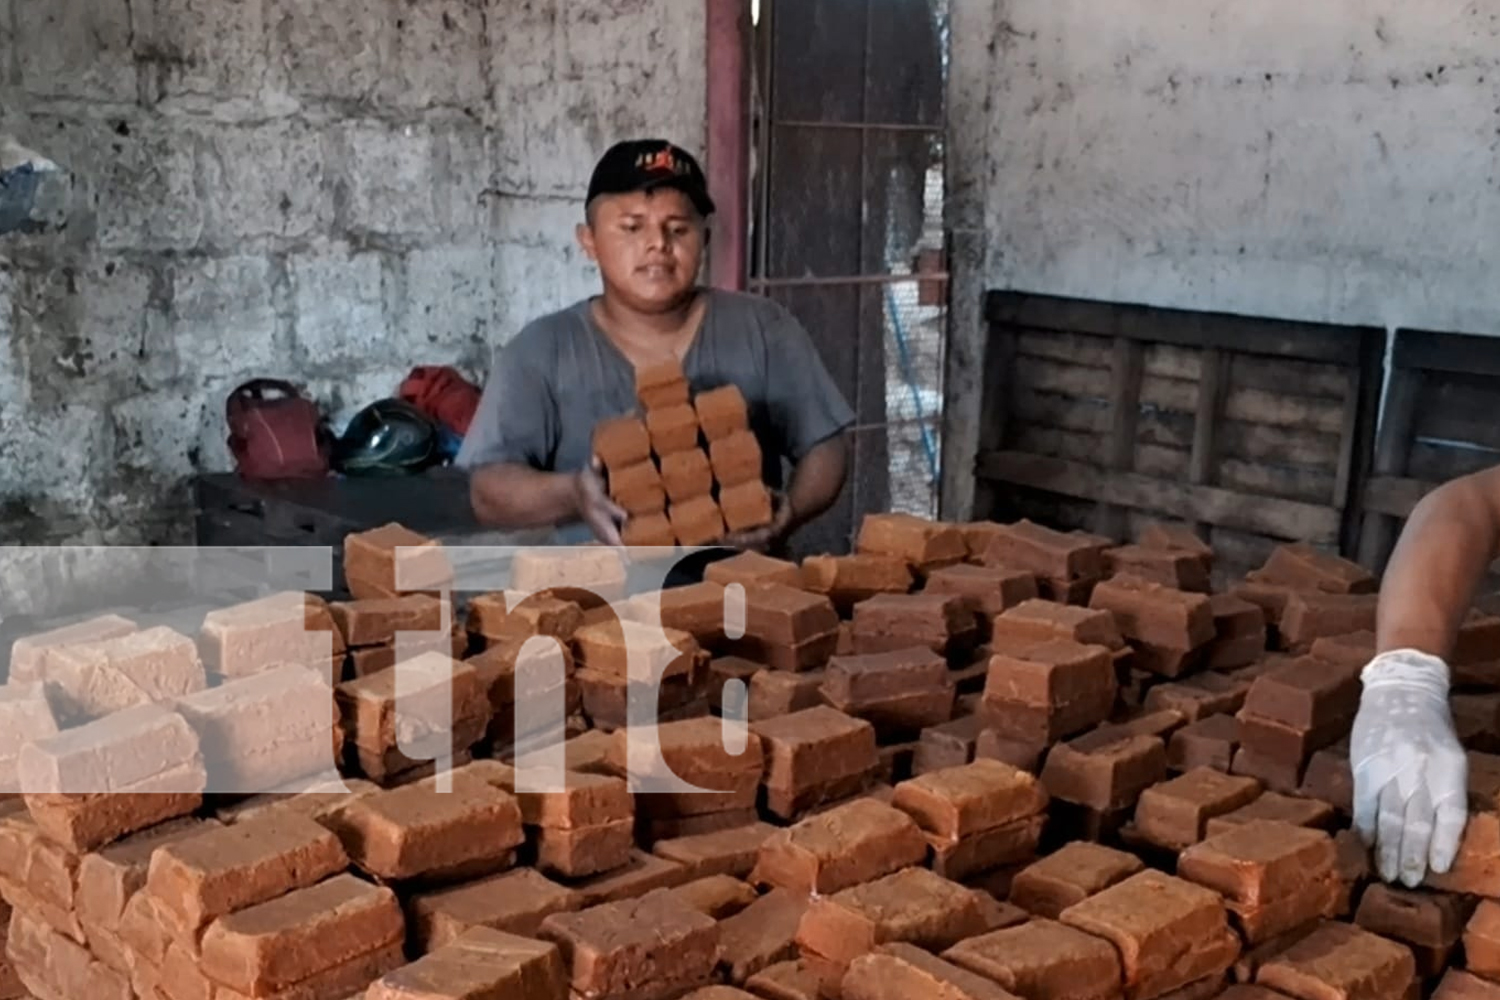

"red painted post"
[705,0,750,292]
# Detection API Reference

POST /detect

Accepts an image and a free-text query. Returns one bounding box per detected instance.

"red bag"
[225,379,332,481]
[399,366,481,436]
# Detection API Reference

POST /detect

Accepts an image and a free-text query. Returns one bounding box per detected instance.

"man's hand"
[1351,649,1469,887]
[721,490,795,554]
[574,458,627,548]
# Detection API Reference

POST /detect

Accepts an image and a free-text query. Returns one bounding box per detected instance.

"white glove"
[1351,649,1469,888]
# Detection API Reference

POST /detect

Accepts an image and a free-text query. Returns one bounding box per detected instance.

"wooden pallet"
[974,291,1386,585]
[1356,329,1500,575]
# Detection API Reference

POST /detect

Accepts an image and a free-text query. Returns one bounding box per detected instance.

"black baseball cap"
[586,139,716,218]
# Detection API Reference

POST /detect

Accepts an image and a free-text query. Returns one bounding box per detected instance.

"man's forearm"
[469,463,579,530]
[785,434,851,532]
[1379,467,1500,658]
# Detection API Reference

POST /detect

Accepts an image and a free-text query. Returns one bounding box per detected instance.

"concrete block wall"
[941,0,1500,521]
[0,0,705,545]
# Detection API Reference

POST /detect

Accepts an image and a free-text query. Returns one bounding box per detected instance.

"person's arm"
[1378,466,1500,656]
[470,459,625,546]
[1352,465,1500,889]
[782,432,850,534]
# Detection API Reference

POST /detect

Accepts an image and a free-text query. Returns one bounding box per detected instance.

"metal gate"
[751,0,950,557]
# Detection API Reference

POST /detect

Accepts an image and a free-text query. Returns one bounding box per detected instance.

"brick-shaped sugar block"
[1255,543,1376,595]
[647,403,701,455]
[1060,869,1241,1000]
[1167,713,1241,773]
[743,583,840,646]
[1205,792,1335,838]
[324,773,524,882]
[1010,842,1144,919]
[622,511,676,547]
[695,384,750,440]
[176,664,338,793]
[1230,745,1305,795]
[744,959,831,1000]
[857,513,969,570]
[198,873,403,995]
[637,357,691,409]
[593,413,652,469]
[843,943,1022,1000]
[8,907,132,1000]
[891,759,1047,842]
[344,522,454,596]
[980,639,1116,743]
[914,715,984,775]
[1306,632,1376,670]
[824,647,949,705]
[1089,574,1215,651]
[1106,544,1211,592]
[980,519,1107,580]
[1180,821,1338,937]
[1133,768,1263,851]
[709,429,764,487]
[329,593,451,649]
[19,703,207,849]
[1466,900,1500,982]
[704,550,804,588]
[669,495,728,546]
[1240,657,1362,730]
[535,820,634,878]
[1236,711,1347,768]
[472,592,584,644]
[1139,523,1213,559]
[661,447,715,503]
[924,563,1039,621]
[1256,920,1414,1000]
[41,625,207,721]
[1355,883,1471,977]
[513,548,629,605]
[673,874,759,920]
[0,682,59,791]
[1040,729,1167,812]
[752,706,878,793]
[942,918,1122,1000]
[991,599,1124,649]
[473,763,631,830]
[1210,594,1266,639]
[720,480,775,533]
[200,591,345,678]
[802,554,915,609]
[1427,812,1500,896]
[8,613,138,685]
[714,887,810,983]
[540,888,718,998]
[368,926,568,1000]
[925,812,1045,882]
[610,459,668,515]
[75,816,218,937]
[1278,593,1378,651]
[746,669,822,722]
[408,867,579,954]
[1143,673,1249,724]
[1434,970,1500,999]
[654,823,779,881]
[335,651,489,754]
[795,867,991,969]
[605,716,764,814]
[751,798,927,896]
[851,592,979,654]
[146,812,349,933]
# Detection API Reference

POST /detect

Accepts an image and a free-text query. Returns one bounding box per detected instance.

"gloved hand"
[1351,649,1469,887]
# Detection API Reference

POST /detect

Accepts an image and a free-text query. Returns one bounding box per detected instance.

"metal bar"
[770,119,943,133]
[751,0,774,284]
[750,272,948,289]
[706,0,751,291]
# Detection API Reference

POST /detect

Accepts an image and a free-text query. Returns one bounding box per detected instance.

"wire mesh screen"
[753,0,949,555]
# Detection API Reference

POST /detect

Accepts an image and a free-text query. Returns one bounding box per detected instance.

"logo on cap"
[638,148,687,176]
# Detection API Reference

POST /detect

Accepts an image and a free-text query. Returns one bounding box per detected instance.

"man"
[1352,467,1494,889]
[457,139,854,555]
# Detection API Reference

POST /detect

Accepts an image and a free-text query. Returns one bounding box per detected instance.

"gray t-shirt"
[457,289,856,543]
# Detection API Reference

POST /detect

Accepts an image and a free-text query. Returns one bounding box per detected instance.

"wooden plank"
[1222,387,1346,435]
[1142,343,1202,382]
[975,450,1344,544]
[1415,376,1500,451]
[1394,328,1500,379]
[986,290,1383,367]
[1013,354,1112,399]
[1014,329,1113,368]
[1230,355,1351,401]
[1137,443,1191,480]
[1190,349,1228,486]
[1012,388,1110,434]
[1408,441,1500,483]
[1362,475,1438,519]
[1096,338,1146,538]
[1012,426,1105,464]
[1137,411,1198,451]
[1356,366,1423,569]
[1332,367,1362,508]
[1213,421,1343,469]
[972,320,1019,522]
[1218,458,1337,506]
[1139,374,1199,413]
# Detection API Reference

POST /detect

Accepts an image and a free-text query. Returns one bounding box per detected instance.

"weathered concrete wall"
[942,0,1500,520]
[0,0,705,545]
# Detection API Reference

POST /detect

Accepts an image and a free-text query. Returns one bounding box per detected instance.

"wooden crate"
[1356,329,1500,576]
[974,291,1386,585]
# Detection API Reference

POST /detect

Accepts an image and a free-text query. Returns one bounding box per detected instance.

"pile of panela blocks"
[0,513,1499,999]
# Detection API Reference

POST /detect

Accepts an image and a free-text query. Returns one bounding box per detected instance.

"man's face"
[578,188,706,312]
